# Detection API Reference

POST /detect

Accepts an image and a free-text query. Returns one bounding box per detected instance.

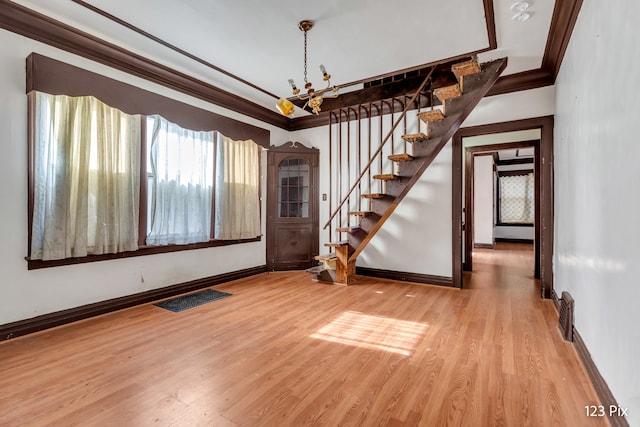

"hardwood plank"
[0,245,610,426]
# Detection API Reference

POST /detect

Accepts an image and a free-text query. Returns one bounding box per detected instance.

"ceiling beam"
[487,68,555,97]
[497,158,535,166]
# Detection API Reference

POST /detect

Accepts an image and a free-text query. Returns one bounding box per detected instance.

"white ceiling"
[14,0,557,114]
[498,147,535,159]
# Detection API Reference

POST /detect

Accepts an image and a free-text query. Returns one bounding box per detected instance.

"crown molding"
[542,0,584,79]
[0,0,582,130]
[0,0,289,129]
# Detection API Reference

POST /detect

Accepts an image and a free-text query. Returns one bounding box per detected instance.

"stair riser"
[358,214,381,233]
[338,227,367,239]
[425,109,463,136]
[385,177,411,198]
[370,197,394,216]
[396,156,423,177]
[409,135,444,160]
[314,268,337,283]
[346,229,369,249]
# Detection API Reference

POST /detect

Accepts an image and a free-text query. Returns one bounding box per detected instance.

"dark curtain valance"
[26,53,270,148]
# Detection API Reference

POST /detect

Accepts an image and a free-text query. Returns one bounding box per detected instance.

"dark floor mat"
[154,289,232,312]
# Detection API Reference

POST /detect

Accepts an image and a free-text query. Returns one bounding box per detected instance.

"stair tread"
[324,241,349,247]
[417,110,445,123]
[388,153,414,162]
[336,226,361,232]
[315,253,337,261]
[434,84,461,102]
[361,193,388,199]
[348,211,372,216]
[402,133,429,143]
[373,174,400,181]
[452,59,481,79]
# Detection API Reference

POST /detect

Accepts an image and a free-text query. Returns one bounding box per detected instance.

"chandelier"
[276,20,339,117]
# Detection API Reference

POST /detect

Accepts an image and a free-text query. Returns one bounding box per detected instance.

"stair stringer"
[347,57,508,262]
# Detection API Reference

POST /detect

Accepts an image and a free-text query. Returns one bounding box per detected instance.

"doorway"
[452,116,554,298]
[266,141,319,270]
[464,140,540,277]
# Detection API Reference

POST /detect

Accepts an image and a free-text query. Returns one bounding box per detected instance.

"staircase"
[307,57,508,284]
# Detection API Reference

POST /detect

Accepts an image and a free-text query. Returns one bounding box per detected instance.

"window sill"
[26,236,261,270]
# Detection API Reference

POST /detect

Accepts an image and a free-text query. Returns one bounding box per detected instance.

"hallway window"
[498,171,534,224]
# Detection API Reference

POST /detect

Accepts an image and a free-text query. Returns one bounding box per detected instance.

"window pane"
[31,92,141,260]
[277,158,310,218]
[146,115,214,245]
[500,173,534,224]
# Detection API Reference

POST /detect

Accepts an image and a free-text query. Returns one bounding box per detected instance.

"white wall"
[554,1,640,422]
[0,29,290,325]
[473,155,494,245]
[494,226,533,240]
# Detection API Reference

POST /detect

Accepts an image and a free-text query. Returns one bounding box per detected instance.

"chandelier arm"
[315,83,337,96]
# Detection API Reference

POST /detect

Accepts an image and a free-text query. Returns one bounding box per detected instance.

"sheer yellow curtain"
[214,135,261,239]
[31,92,141,260]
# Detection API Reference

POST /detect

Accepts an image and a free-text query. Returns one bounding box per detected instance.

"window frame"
[496,169,535,227]
[26,54,268,270]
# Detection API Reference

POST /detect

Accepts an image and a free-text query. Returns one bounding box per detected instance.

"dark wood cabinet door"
[267,142,319,270]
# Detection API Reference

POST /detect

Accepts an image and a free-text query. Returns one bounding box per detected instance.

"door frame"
[266,141,320,271]
[452,116,554,298]
[464,140,540,275]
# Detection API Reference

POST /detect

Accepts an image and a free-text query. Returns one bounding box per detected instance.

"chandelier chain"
[303,29,308,83]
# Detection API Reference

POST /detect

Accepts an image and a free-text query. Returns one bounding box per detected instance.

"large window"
[146,115,215,246]
[29,92,261,267]
[31,93,141,261]
[498,171,534,225]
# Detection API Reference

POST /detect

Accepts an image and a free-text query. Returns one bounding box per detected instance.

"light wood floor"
[0,243,607,426]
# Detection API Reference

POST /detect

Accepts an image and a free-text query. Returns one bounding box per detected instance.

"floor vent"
[559,291,574,342]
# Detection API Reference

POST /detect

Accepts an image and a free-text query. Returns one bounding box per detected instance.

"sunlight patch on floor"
[310,311,428,356]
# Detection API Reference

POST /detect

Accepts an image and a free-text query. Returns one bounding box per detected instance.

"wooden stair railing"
[308,57,508,284]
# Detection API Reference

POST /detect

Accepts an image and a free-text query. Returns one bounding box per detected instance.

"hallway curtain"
[31,92,141,260]
[214,134,260,239]
[500,172,534,224]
